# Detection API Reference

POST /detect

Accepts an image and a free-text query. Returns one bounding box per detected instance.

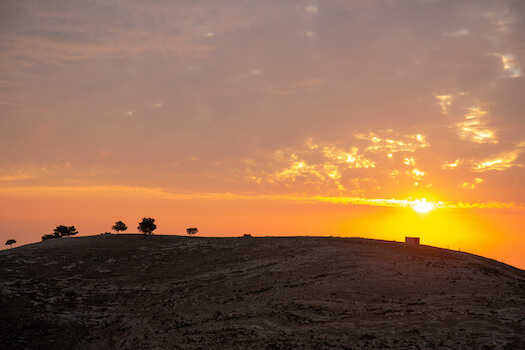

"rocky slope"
[1,235,524,349]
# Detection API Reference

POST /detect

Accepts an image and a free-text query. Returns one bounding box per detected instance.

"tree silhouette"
[186,227,198,236]
[5,239,16,248]
[53,225,78,237]
[42,234,55,241]
[112,221,128,234]
[138,218,156,235]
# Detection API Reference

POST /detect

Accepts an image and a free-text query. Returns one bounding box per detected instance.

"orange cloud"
[472,151,522,172]
[456,106,498,144]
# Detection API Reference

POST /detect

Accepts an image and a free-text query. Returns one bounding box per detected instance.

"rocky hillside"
[1,235,524,349]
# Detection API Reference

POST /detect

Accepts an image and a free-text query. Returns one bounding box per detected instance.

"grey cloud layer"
[0,0,524,203]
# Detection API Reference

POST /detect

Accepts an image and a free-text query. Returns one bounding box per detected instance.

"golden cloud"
[442,159,461,169]
[435,94,452,114]
[461,178,484,189]
[354,132,429,153]
[456,106,498,144]
[252,140,379,193]
[472,151,521,172]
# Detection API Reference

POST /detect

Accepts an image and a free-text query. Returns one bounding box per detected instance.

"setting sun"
[412,199,434,213]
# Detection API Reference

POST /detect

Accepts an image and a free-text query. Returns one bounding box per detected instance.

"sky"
[1,1,524,268]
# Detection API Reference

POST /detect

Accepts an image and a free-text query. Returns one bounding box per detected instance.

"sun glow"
[412,199,433,213]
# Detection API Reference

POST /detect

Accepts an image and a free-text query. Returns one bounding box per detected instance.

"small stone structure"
[405,237,420,244]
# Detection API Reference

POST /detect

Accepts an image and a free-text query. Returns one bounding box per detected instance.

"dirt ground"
[1,234,524,349]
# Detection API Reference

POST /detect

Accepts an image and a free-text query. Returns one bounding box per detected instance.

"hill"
[1,235,524,349]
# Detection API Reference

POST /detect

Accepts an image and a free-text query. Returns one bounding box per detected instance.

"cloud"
[472,150,522,172]
[0,185,176,199]
[354,132,429,154]
[409,169,425,183]
[441,141,525,174]
[445,28,469,37]
[456,106,498,144]
[250,139,377,194]
[442,160,461,169]
[304,6,318,15]
[404,158,415,166]
[461,178,483,190]
[0,174,34,182]
[492,53,522,77]
[434,94,499,144]
[435,94,453,115]
[1,185,520,210]
[0,1,268,66]
[0,164,50,183]
[434,93,468,115]
[246,132,436,196]
[1,0,524,207]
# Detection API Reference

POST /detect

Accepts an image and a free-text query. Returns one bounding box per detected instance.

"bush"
[42,225,79,241]
[186,227,198,236]
[53,225,78,237]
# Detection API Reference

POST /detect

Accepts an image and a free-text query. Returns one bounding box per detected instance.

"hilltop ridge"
[1,235,524,349]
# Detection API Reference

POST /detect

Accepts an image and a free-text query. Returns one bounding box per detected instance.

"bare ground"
[1,234,524,349]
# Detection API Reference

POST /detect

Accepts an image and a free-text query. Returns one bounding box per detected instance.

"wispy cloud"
[0,185,520,210]
[456,106,498,144]
[472,151,522,172]
[445,28,469,37]
[355,132,429,154]
[304,6,318,15]
[461,178,483,190]
[442,160,461,169]
[492,53,522,77]
[0,174,34,182]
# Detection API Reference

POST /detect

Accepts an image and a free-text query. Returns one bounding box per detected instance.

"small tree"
[5,239,16,248]
[112,221,128,234]
[186,227,198,236]
[42,234,55,241]
[53,225,78,238]
[138,218,156,235]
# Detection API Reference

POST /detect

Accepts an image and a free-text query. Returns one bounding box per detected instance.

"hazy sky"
[1,0,524,204]
[1,1,525,268]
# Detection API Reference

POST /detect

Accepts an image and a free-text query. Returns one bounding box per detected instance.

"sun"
[412,199,433,213]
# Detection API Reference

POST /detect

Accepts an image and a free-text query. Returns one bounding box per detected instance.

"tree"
[53,225,78,237]
[112,221,128,234]
[5,239,16,248]
[186,227,198,236]
[42,234,55,241]
[138,218,156,235]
